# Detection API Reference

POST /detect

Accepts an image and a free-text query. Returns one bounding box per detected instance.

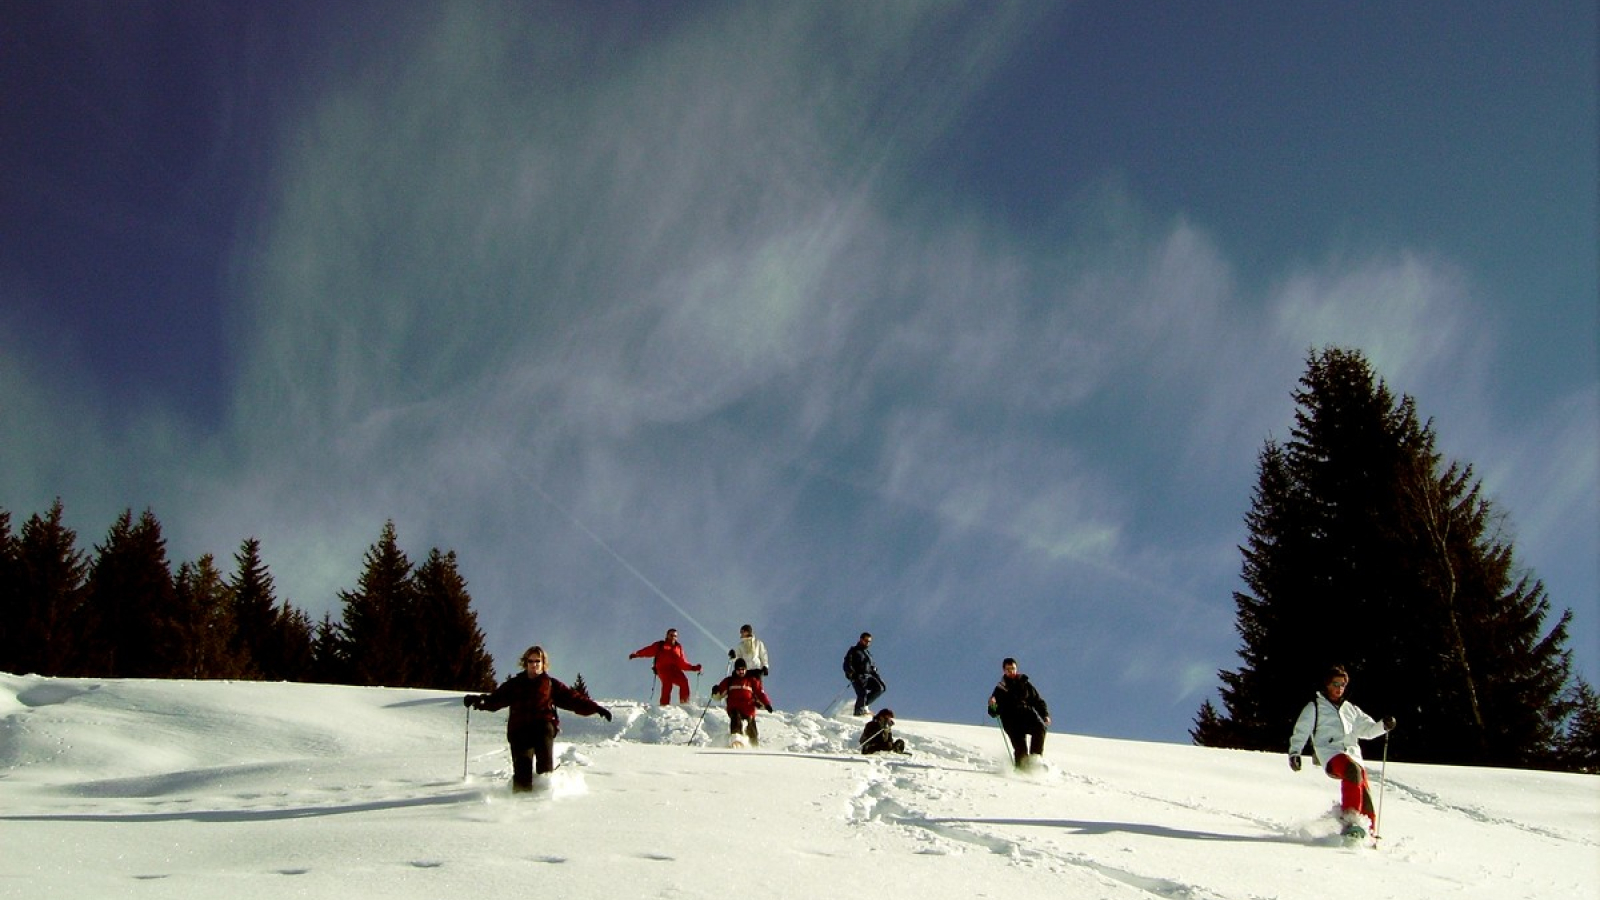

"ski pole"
[821,684,850,715]
[462,706,471,781]
[687,687,716,746]
[684,661,731,746]
[1374,731,1391,840]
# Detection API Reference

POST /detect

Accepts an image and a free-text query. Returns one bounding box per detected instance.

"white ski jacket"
[1288,692,1388,767]
[734,636,769,674]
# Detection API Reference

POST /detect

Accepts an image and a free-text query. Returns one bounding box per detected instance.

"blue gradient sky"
[3,1,1594,741]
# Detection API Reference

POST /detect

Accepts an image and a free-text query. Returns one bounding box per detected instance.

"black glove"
[760,666,770,677]
[1289,754,1302,772]
[762,703,774,712]
[599,707,613,722]
[1383,716,1397,731]
[463,694,485,709]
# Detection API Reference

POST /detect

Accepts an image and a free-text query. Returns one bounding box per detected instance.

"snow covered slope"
[1,675,1594,899]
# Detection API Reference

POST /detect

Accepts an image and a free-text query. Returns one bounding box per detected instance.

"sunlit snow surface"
[2,675,1594,899]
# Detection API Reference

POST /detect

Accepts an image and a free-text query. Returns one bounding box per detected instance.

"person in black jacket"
[464,645,612,791]
[843,632,887,716]
[987,657,1050,768]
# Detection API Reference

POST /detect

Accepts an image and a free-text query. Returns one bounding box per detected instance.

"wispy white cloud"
[2,2,1592,738]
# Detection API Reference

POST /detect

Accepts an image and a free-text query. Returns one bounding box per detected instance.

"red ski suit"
[630,639,702,705]
[712,671,771,744]
[711,672,772,718]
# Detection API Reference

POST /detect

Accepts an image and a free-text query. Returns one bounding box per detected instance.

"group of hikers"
[463,628,1393,840]
[462,625,1051,790]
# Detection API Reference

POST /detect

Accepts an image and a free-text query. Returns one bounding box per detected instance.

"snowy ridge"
[1,674,1595,900]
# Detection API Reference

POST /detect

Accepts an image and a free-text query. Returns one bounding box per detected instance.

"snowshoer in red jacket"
[711,657,773,746]
[629,628,703,705]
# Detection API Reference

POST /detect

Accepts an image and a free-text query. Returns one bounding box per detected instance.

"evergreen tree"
[173,554,238,679]
[1196,347,1578,768]
[228,538,280,679]
[411,548,496,690]
[311,611,348,684]
[10,501,87,675]
[1557,679,1600,774]
[339,521,416,686]
[81,509,181,677]
[0,509,19,673]
[273,605,317,682]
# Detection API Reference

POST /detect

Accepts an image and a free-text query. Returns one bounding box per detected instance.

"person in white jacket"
[1287,665,1396,838]
[729,624,770,678]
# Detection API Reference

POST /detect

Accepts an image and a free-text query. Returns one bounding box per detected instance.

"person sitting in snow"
[629,627,704,705]
[859,708,907,755]
[728,623,770,678]
[987,657,1051,768]
[711,657,773,746]
[1287,664,1396,841]
[464,645,612,792]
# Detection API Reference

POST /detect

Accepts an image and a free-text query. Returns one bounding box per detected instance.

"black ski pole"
[687,686,715,746]
[685,660,732,746]
[995,718,1015,765]
[821,685,849,716]
[462,705,471,781]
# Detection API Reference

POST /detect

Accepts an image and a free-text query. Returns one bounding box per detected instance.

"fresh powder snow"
[1,674,1594,899]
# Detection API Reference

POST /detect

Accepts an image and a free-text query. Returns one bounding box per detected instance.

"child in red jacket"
[711,658,773,746]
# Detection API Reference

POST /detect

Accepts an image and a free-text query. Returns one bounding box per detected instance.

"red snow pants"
[1325,753,1375,823]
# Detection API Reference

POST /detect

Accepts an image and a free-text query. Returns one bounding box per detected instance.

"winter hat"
[878,709,894,719]
[734,658,747,670]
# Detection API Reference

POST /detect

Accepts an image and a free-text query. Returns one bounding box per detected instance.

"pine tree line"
[1192,347,1598,773]
[0,504,495,691]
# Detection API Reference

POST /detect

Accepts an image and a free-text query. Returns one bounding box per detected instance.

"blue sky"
[2,1,1595,742]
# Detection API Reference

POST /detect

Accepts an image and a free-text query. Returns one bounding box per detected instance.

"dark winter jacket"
[843,644,879,684]
[989,674,1049,732]
[859,714,899,754]
[476,671,604,737]
[711,672,772,718]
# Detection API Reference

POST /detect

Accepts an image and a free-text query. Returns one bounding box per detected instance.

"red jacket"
[711,673,771,717]
[630,640,700,675]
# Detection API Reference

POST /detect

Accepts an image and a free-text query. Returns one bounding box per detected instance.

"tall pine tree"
[173,553,237,679]
[81,509,181,677]
[339,521,416,686]
[412,548,495,690]
[228,538,280,679]
[0,509,18,673]
[8,501,87,676]
[1196,347,1577,768]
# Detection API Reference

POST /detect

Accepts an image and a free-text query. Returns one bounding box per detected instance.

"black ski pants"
[508,721,559,790]
[1002,719,1045,767]
[852,675,886,712]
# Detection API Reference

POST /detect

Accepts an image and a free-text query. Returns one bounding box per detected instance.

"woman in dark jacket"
[986,657,1051,768]
[465,645,612,791]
